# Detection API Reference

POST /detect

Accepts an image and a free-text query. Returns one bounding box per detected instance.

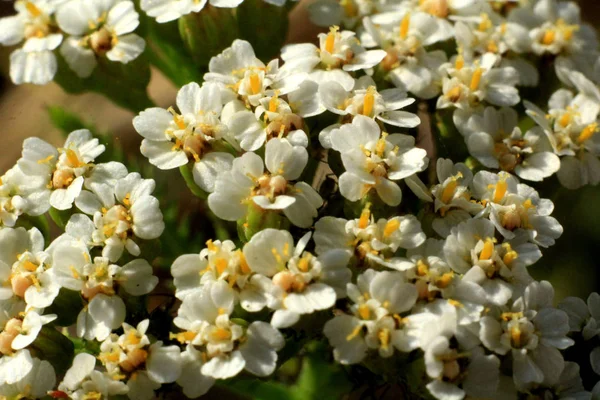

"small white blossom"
[141,0,243,23]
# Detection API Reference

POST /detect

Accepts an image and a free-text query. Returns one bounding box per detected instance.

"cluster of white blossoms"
[0,0,145,84]
[2,0,600,399]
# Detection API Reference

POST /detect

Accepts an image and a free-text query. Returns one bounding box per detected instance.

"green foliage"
[47,106,98,137]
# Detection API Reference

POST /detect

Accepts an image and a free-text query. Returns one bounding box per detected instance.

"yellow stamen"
[577,122,598,143]
[542,30,556,45]
[37,154,54,164]
[416,260,429,276]
[324,26,339,53]
[478,13,492,32]
[492,179,507,203]
[168,107,186,130]
[215,258,227,276]
[558,112,572,127]
[479,238,495,260]
[249,73,261,95]
[358,203,371,229]
[238,251,251,274]
[297,254,311,272]
[346,324,362,341]
[378,328,390,350]
[211,328,231,341]
[502,242,518,265]
[22,261,38,272]
[469,67,483,92]
[510,326,522,347]
[358,304,371,320]
[362,86,376,117]
[454,54,464,70]
[399,13,410,39]
[435,271,454,288]
[25,2,42,17]
[206,240,217,252]
[383,219,400,238]
[122,193,131,207]
[268,92,280,113]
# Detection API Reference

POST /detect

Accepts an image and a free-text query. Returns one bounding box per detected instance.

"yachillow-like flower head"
[208,139,323,228]
[171,238,271,314]
[362,11,450,99]
[57,352,128,400]
[57,0,145,78]
[0,166,51,228]
[480,281,574,390]
[0,309,56,356]
[243,229,351,328]
[281,26,387,91]
[72,172,165,262]
[51,239,158,340]
[318,75,420,134]
[324,269,418,364]
[0,0,64,84]
[141,0,243,23]
[454,106,560,181]
[424,340,501,400]
[444,218,540,305]
[134,82,235,192]
[313,204,426,270]
[329,115,428,206]
[16,129,105,211]
[429,158,484,237]
[0,227,59,309]
[98,319,182,400]
[172,280,284,379]
[437,53,520,110]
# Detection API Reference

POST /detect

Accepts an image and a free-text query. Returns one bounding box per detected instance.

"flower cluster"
[1,0,600,399]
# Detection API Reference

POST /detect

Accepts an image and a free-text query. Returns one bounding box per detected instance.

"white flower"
[480,281,574,389]
[455,107,560,181]
[0,356,55,399]
[559,292,600,340]
[0,227,59,308]
[57,0,145,78]
[425,339,501,400]
[362,12,450,99]
[318,75,420,133]
[429,158,484,237]
[329,115,428,206]
[281,27,387,91]
[73,172,165,261]
[224,94,309,152]
[16,130,105,211]
[59,352,129,400]
[0,349,34,385]
[444,218,539,305]
[0,0,64,85]
[141,0,243,23]
[308,0,385,28]
[208,139,323,228]
[0,166,49,228]
[176,345,215,398]
[9,310,56,351]
[324,269,418,364]
[134,82,236,192]
[314,205,426,270]
[437,53,520,110]
[243,229,351,328]
[98,320,181,400]
[173,281,284,379]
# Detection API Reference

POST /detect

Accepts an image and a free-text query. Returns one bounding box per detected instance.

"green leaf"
[237,0,290,61]
[219,378,291,400]
[53,52,153,113]
[45,288,84,327]
[30,326,75,377]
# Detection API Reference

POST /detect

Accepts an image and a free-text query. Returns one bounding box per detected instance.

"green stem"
[179,164,208,199]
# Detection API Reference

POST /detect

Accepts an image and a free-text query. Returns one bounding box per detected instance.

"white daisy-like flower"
[429,158,484,237]
[51,241,158,340]
[0,349,36,386]
[455,107,560,181]
[0,166,50,228]
[0,227,59,309]
[362,11,450,99]
[0,0,64,85]
[171,239,271,314]
[243,229,351,328]
[224,93,309,152]
[208,138,323,228]
[140,0,243,24]
[0,355,55,399]
[72,172,165,262]
[58,352,129,400]
[437,52,520,110]
[176,344,216,398]
[328,115,428,206]
[318,75,420,139]
[281,26,387,91]
[134,82,236,192]
[56,0,145,78]
[98,320,181,400]
[479,281,574,390]
[172,280,284,379]
[324,269,418,364]
[313,205,426,270]
[424,340,501,400]
[559,292,600,341]
[443,218,540,305]
[16,130,105,211]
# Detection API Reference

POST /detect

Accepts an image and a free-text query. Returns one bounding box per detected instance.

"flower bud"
[237,0,291,60]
